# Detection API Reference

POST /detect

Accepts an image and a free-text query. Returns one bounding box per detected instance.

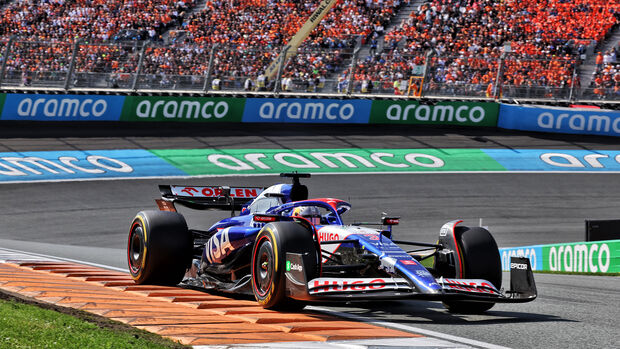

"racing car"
[127,173,536,313]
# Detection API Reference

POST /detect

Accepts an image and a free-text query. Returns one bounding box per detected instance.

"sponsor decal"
[370,101,499,126]
[439,227,449,236]
[121,96,244,122]
[0,150,185,182]
[318,231,340,242]
[242,98,371,123]
[499,104,620,137]
[442,279,499,294]
[1,94,124,121]
[501,240,619,273]
[439,220,461,238]
[150,148,504,175]
[204,228,234,264]
[286,260,302,272]
[545,242,617,273]
[484,149,620,171]
[170,186,263,198]
[416,270,432,277]
[308,0,336,22]
[401,259,418,265]
[309,278,391,293]
[500,245,542,271]
[510,262,528,270]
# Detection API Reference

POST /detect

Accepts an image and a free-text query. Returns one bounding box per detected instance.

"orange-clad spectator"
[486,82,494,98]
[595,52,604,70]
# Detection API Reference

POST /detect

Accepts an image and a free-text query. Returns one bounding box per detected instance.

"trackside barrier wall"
[120,96,244,122]
[0,94,125,121]
[0,93,500,127]
[2,94,620,140]
[498,104,620,137]
[369,100,498,126]
[499,240,620,274]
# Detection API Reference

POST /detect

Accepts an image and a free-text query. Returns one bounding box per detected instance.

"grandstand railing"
[0,39,617,104]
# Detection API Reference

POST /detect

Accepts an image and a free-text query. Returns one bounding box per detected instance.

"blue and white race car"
[127,173,536,313]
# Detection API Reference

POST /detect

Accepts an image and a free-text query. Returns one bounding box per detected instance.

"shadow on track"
[316,299,570,326]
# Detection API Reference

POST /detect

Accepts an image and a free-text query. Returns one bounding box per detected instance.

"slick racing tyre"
[443,226,502,314]
[251,222,319,309]
[127,210,193,285]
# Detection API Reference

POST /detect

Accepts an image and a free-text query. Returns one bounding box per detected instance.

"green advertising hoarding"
[370,101,499,126]
[150,148,506,176]
[542,240,620,274]
[120,96,245,122]
[0,94,6,114]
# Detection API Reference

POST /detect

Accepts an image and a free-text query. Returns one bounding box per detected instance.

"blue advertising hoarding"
[242,98,372,123]
[1,94,125,121]
[499,245,543,271]
[499,104,620,137]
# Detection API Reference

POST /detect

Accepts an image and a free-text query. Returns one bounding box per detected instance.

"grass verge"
[0,291,189,349]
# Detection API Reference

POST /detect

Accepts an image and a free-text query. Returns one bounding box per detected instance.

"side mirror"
[382,217,400,225]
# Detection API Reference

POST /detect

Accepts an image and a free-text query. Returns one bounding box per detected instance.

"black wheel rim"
[254,240,274,297]
[128,225,144,274]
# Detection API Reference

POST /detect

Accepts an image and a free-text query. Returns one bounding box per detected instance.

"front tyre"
[251,222,318,309]
[127,210,192,285]
[443,226,502,314]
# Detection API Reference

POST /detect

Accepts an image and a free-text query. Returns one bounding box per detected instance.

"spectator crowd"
[0,0,616,99]
[351,0,618,98]
[590,47,619,98]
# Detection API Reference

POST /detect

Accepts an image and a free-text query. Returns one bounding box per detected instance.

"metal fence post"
[346,47,360,95]
[0,36,16,88]
[420,49,435,98]
[273,45,290,93]
[493,53,505,99]
[568,62,578,101]
[64,39,80,90]
[203,44,218,93]
[131,41,148,91]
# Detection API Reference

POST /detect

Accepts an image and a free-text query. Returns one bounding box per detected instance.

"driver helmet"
[291,206,321,225]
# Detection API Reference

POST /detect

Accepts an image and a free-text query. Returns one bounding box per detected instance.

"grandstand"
[0,0,617,103]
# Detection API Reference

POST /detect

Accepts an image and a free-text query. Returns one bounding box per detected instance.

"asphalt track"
[0,123,619,348]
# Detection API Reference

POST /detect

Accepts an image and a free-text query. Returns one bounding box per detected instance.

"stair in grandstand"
[327,0,422,94]
[162,0,207,44]
[340,0,423,93]
[381,0,425,51]
[580,25,620,89]
[358,0,424,58]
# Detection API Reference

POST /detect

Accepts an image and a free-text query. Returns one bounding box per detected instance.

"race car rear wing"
[157,185,264,213]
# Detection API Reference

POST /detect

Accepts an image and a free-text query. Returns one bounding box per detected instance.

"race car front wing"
[284,254,537,303]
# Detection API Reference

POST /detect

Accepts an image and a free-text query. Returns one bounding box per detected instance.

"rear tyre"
[127,210,192,285]
[443,226,502,314]
[251,222,319,309]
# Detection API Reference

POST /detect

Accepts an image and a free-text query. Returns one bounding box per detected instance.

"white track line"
[0,247,127,273]
[0,170,618,185]
[193,337,474,348]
